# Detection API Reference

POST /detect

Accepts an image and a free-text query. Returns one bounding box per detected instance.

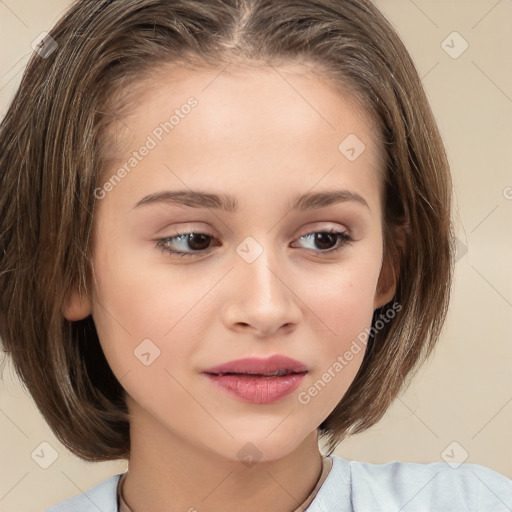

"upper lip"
[203,355,308,376]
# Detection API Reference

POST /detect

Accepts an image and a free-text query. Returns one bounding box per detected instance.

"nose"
[221,244,302,337]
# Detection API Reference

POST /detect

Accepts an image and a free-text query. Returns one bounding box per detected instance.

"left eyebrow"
[131,189,370,212]
[288,189,370,212]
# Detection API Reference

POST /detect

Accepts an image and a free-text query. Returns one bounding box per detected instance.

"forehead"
[108,61,381,157]
[98,62,384,213]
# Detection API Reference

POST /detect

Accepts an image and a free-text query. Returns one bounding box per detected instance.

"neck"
[122,413,324,512]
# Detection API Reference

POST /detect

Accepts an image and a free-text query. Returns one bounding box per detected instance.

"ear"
[373,253,398,309]
[373,223,408,309]
[62,287,92,321]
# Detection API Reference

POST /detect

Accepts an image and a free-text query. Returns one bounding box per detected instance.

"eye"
[155,232,219,258]
[291,229,352,254]
[155,228,352,259]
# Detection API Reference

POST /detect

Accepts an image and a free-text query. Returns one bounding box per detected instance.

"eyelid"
[293,221,351,239]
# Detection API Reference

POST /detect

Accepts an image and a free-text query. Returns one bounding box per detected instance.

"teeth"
[268,370,289,376]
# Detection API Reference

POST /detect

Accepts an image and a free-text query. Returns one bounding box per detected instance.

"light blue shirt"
[46,454,512,511]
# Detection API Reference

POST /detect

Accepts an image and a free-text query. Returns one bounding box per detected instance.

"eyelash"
[154,228,352,258]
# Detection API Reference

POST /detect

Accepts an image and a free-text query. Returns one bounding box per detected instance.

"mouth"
[202,355,309,404]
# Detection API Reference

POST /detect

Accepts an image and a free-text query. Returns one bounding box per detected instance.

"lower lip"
[203,372,307,404]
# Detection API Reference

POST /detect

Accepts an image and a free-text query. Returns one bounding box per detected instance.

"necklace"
[117,455,332,512]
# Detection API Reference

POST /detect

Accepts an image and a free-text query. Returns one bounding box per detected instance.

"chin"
[200,427,315,465]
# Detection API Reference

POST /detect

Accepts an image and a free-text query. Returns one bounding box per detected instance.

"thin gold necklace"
[117,455,332,512]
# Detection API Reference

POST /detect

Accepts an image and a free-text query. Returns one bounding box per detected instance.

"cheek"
[298,253,382,341]
[89,248,210,380]
[293,255,381,401]
[90,239,180,336]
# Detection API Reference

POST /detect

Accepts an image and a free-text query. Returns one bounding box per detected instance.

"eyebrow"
[132,189,370,212]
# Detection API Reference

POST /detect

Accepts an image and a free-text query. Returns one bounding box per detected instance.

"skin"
[63,62,397,512]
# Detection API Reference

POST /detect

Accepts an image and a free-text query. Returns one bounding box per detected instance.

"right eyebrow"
[132,190,238,212]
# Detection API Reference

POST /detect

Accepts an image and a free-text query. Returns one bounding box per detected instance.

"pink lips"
[202,355,308,404]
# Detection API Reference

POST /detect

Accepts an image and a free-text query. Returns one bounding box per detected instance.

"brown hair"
[0,0,453,461]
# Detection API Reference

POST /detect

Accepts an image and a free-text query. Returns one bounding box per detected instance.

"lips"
[202,355,309,403]
[202,354,308,377]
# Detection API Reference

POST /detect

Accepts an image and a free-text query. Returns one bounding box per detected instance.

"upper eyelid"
[158,220,350,239]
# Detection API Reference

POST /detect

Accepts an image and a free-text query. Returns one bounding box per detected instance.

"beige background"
[1,0,511,510]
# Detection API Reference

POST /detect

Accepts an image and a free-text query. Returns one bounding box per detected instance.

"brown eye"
[312,232,338,251]
[292,230,352,253]
[186,233,212,251]
[155,232,218,257]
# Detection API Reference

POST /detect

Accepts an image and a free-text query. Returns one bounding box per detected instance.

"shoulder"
[319,455,512,512]
[45,473,122,512]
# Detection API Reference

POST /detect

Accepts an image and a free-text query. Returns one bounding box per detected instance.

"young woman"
[0,0,510,510]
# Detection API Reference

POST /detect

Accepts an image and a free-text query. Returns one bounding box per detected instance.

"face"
[64,63,396,462]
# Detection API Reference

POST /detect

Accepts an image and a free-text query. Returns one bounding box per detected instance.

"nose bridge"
[223,234,301,334]
[237,235,285,305]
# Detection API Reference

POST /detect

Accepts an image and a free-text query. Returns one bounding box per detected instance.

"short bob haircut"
[0,0,454,461]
